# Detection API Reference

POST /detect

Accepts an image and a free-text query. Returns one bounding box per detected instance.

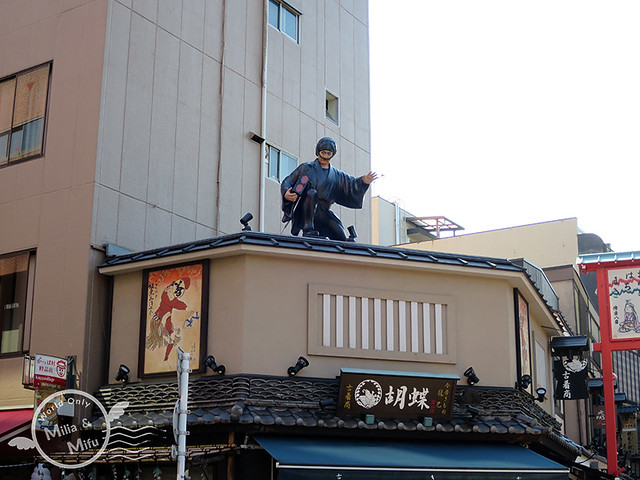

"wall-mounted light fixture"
[204,355,226,375]
[318,398,335,409]
[115,364,130,384]
[347,225,357,242]
[240,213,253,231]
[535,387,547,402]
[466,405,480,418]
[463,367,479,385]
[517,374,532,390]
[287,356,309,376]
[249,132,265,144]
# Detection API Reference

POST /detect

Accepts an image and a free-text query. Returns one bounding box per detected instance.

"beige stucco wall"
[0,0,371,411]
[103,246,558,414]
[402,218,580,269]
[0,0,108,408]
[94,0,372,253]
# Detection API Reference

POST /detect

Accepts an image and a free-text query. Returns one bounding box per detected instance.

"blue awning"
[255,436,569,480]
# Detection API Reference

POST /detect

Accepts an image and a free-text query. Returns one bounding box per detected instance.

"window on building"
[268,145,297,181]
[268,0,300,42]
[326,91,339,124]
[535,340,547,390]
[0,251,34,356]
[0,63,51,166]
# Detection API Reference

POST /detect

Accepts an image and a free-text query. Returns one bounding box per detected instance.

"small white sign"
[34,354,67,387]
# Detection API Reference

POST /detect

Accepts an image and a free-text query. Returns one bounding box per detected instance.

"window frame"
[0,250,35,358]
[0,62,52,167]
[326,90,339,125]
[268,0,300,43]
[267,144,298,182]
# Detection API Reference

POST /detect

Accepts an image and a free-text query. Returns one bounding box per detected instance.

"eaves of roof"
[99,231,522,273]
[91,374,585,462]
[98,231,564,329]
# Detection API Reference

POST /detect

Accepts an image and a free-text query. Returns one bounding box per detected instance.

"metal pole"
[176,348,191,480]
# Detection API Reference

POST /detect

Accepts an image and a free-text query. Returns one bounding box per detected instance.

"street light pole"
[175,348,190,480]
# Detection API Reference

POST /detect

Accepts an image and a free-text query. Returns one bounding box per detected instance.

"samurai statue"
[281,137,378,241]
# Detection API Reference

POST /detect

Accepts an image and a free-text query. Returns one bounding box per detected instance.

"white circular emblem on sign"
[31,389,111,469]
[354,379,382,409]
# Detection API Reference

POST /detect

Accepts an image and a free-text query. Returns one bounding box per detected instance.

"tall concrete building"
[0,0,371,412]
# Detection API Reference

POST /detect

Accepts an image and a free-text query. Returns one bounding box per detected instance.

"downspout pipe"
[215,0,227,235]
[258,0,269,231]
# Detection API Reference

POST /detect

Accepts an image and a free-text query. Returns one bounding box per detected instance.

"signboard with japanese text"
[621,413,638,454]
[337,368,458,421]
[553,357,589,400]
[34,354,67,388]
[608,267,640,341]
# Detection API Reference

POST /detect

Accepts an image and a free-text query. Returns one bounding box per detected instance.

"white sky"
[368,1,639,253]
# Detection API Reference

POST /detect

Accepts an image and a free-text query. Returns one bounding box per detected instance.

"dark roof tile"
[93,374,586,458]
[100,232,522,275]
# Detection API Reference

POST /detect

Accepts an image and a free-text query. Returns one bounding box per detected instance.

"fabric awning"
[0,409,32,443]
[255,436,569,480]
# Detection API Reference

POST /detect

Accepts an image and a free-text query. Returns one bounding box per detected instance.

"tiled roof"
[99,231,523,273]
[98,232,565,323]
[92,374,584,458]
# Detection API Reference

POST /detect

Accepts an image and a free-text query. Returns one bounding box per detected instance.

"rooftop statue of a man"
[281,137,378,241]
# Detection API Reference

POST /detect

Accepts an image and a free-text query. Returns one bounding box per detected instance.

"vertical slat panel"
[435,303,444,354]
[361,297,369,349]
[399,301,407,352]
[315,289,448,358]
[322,294,331,347]
[386,299,394,351]
[410,301,419,353]
[374,298,382,350]
[336,294,344,348]
[423,303,431,354]
[349,296,357,348]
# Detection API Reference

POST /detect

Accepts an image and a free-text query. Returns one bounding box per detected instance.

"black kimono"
[281,159,370,241]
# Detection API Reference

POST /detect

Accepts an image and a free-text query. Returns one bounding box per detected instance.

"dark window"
[0,63,51,165]
[326,91,339,124]
[0,252,33,355]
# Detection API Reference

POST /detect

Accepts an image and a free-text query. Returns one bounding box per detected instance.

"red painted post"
[586,256,640,476]
[593,266,618,475]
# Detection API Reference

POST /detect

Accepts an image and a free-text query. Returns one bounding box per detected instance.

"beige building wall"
[0,1,108,408]
[403,218,580,269]
[93,0,372,253]
[399,217,599,447]
[0,0,371,409]
[102,244,560,414]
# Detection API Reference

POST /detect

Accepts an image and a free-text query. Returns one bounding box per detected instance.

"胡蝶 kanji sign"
[337,368,458,420]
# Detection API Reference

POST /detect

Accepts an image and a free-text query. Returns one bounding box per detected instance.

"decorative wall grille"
[308,284,455,363]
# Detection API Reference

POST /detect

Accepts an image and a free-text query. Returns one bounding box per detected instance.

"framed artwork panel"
[608,266,640,341]
[139,261,209,376]
[514,289,532,394]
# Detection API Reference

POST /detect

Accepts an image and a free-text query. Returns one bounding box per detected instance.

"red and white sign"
[34,354,67,388]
